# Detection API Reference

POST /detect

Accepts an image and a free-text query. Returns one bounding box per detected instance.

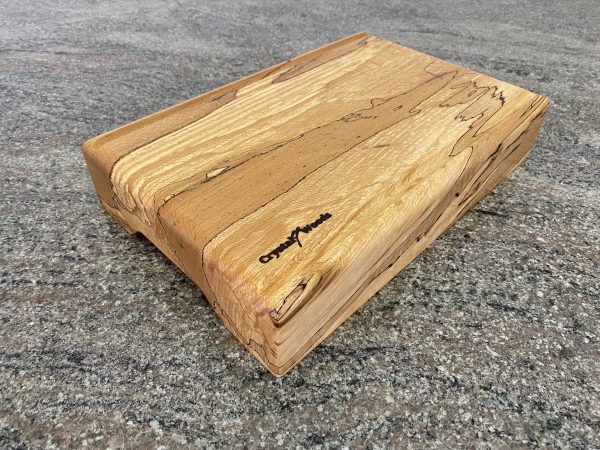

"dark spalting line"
[162,71,536,368]
[271,37,369,84]
[447,98,544,228]
[455,97,547,209]
[268,106,546,372]
[265,93,545,351]
[378,104,546,293]
[197,71,517,336]
[270,278,309,322]
[163,68,459,223]
[249,134,524,371]
[519,96,546,118]
[269,273,325,326]
[270,270,339,328]
[217,97,544,375]
[439,81,490,108]
[264,80,503,323]
[455,108,548,212]
[160,69,533,371]
[189,69,461,311]
[450,87,505,156]
[109,34,372,213]
[108,89,239,214]
[154,69,461,245]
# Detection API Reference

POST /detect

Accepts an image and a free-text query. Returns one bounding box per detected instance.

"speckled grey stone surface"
[1,0,599,448]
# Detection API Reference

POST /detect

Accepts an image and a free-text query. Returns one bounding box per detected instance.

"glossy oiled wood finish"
[83,33,549,376]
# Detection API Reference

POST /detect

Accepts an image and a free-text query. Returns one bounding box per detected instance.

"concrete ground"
[1,0,599,447]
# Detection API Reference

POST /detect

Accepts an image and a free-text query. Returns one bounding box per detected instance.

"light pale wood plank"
[83,33,549,376]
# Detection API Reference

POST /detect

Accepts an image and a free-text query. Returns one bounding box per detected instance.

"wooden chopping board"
[83,32,549,376]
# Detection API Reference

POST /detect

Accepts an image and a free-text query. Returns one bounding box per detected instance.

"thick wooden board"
[83,32,549,376]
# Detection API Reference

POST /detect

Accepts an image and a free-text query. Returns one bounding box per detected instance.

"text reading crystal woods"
[259,213,332,264]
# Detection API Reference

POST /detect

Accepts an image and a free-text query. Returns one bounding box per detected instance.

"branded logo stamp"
[259,213,332,264]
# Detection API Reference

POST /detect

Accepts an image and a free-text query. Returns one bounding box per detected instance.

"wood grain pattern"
[83,32,549,376]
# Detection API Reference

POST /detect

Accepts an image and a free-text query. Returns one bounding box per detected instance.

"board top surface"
[83,32,549,375]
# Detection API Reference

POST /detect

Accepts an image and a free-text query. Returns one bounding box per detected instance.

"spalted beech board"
[83,33,549,376]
